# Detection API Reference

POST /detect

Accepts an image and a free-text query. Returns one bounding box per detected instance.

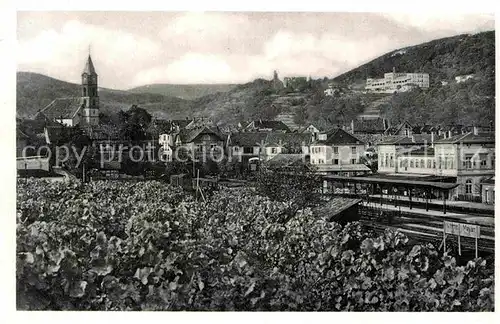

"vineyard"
[16,179,494,311]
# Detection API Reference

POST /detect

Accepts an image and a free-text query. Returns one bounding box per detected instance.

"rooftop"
[36,97,83,120]
[434,132,495,144]
[314,128,365,146]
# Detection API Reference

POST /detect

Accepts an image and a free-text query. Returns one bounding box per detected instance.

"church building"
[35,54,100,127]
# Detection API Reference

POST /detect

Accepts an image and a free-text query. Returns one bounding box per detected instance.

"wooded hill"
[17,31,495,128]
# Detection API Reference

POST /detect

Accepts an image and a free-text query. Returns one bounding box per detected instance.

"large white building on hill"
[365,68,429,93]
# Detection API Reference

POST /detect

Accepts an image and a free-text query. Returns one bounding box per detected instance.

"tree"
[255,162,322,224]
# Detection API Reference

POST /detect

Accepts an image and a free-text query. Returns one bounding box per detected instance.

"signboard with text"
[444,221,480,238]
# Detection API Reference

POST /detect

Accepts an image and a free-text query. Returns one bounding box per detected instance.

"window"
[433,160,436,168]
[443,157,448,169]
[410,159,414,168]
[389,154,394,167]
[243,147,253,154]
[83,99,87,106]
[465,179,473,194]
[400,160,403,168]
[385,154,389,167]
[415,160,419,168]
[464,154,473,169]
[333,147,338,154]
[351,147,357,154]
[271,147,277,154]
[479,153,487,168]
[421,159,424,168]
[427,160,431,168]
[196,145,203,152]
[83,88,87,96]
[351,159,357,164]
[334,159,339,165]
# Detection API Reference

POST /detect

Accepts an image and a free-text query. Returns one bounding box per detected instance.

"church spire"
[83,52,96,75]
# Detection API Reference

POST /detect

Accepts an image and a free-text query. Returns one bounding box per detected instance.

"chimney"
[411,134,415,143]
[448,130,452,138]
[351,120,354,134]
[431,132,434,147]
[393,66,396,73]
[473,126,478,135]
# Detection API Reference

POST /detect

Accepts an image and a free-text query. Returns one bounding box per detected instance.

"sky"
[17,12,495,90]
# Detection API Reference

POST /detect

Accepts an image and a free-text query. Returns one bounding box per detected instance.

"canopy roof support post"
[443,190,447,214]
[409,187,412,210]
[426,188,429,212]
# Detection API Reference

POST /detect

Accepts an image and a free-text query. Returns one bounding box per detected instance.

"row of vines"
[16,179,494,310]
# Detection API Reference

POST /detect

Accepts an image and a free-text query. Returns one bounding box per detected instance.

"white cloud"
[383,13,495,33]
[16,13,494,88]
[17,20,161,86]
[133,53,235,85]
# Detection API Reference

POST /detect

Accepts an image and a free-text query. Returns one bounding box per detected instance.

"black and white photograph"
[3,3,497,316]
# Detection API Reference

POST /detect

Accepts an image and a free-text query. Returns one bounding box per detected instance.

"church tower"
[81,54,99,126]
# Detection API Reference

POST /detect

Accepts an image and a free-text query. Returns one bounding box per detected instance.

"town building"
[227,132,311,164]
[309,128,370,176]
[35,54,100,126]
[455,74,474,83]
[227,132,269,164]
[376,130,495,203]
[365,68,429,93]
[434,131,495,202]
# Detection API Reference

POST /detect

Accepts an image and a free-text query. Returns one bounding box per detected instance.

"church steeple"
[80,52,99,126]
[83,55,97,75]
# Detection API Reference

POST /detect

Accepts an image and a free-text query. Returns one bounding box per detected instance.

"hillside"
[17,31,495,128]
[330,30,495,126]
[16,72,194,119]
[128,83,237,100]
[333,31,495,86]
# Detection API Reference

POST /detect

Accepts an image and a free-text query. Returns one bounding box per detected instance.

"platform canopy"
[322,175,460,190]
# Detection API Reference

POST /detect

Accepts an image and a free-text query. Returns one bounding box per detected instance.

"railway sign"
[443,221,480,257]
[444,221,480,238]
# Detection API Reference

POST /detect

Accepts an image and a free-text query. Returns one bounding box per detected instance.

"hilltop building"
[35,54,100,126]
[283,76,310,91]
[365,68,429,93]
[272,70,284,90]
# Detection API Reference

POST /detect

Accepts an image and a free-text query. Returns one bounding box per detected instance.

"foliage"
[17,179,494,311]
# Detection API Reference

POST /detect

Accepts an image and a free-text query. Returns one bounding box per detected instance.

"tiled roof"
[352,118,386,133]
[385,121,413,135]
[178,126,224,143]
[17,117,62,137]
[246,120,290,131]
[377,134,432,145]
[266,154,306,168]
[229,132,312,147]
[230,132,268,147]
[314,128,364,145]
[266,132,312,146]
[434,132,495,144]
[314,197,362,222]
[36,97,83,120]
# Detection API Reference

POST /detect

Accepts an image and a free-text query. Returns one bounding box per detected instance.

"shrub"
[16,179,494,311]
